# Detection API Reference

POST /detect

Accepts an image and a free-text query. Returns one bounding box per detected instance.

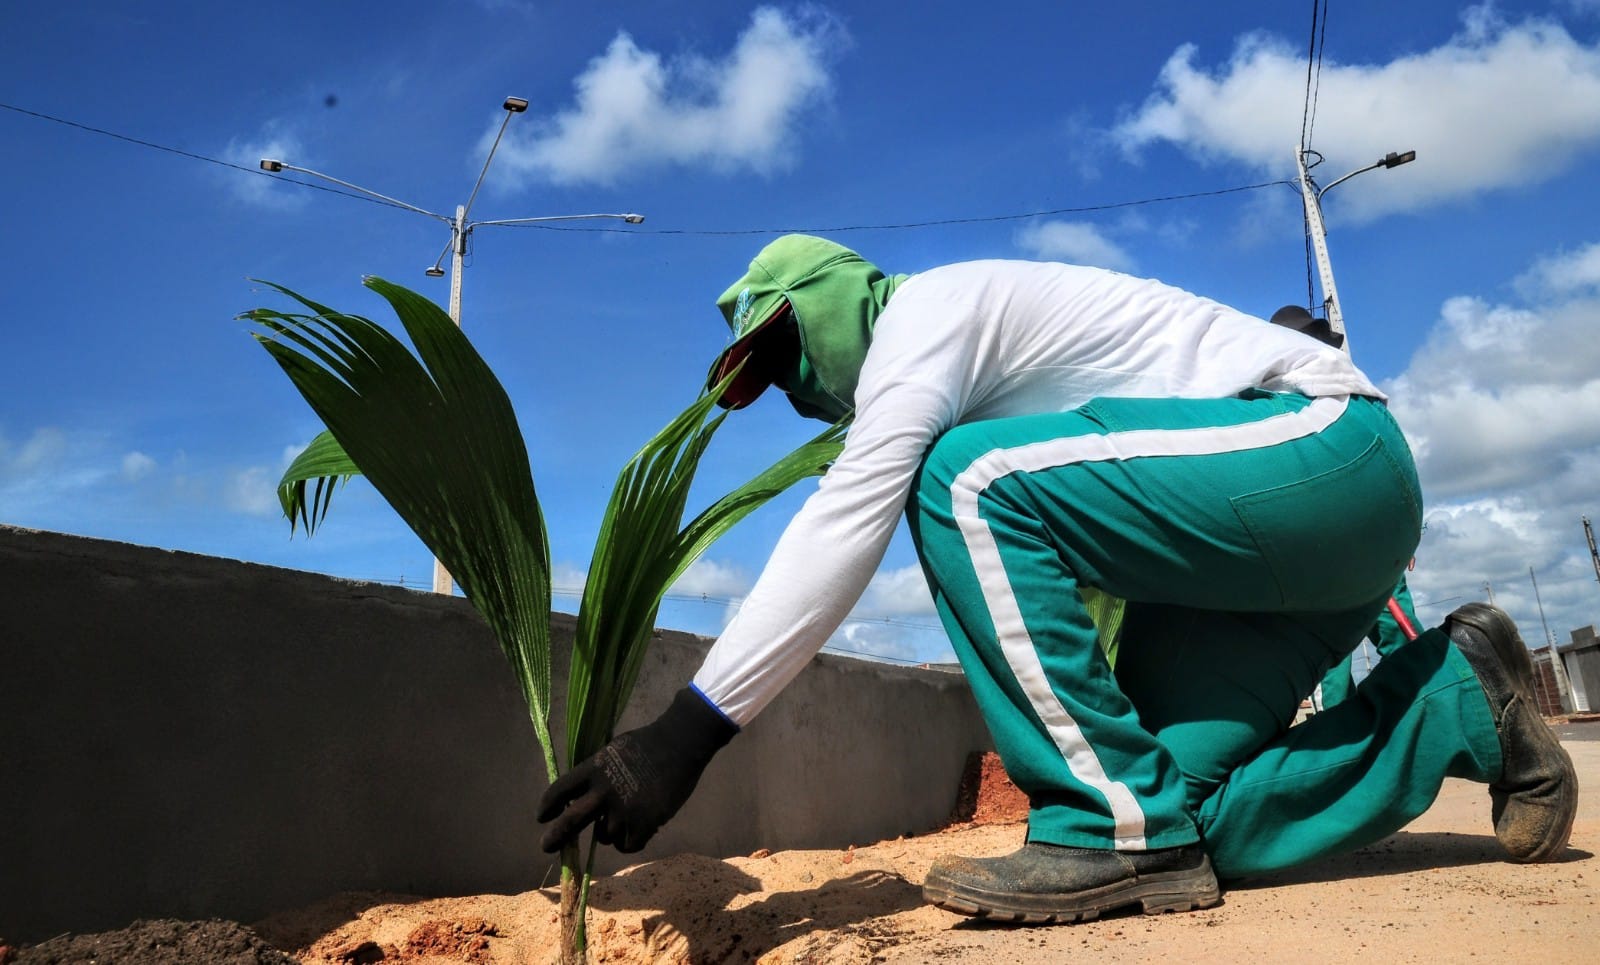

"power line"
[490,180,1294,236]
[0,101,415,213]
[1305,0,1330,151]
[347,574,948,665]
[550,583,948,634]
[347,574,948,633]
[3,99,1290,238]
[1299,0,1327,153]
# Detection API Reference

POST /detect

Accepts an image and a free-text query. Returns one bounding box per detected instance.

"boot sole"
[923,862,1223,924]
[1494,708,1579,863]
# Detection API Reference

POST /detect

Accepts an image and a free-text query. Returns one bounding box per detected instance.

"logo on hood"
[732,287,756,336]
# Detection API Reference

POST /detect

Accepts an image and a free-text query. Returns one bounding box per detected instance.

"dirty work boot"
[1445,602,1578,862]
[923,842,1221,924]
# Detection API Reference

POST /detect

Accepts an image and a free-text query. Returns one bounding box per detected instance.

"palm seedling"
[244,277,844,962]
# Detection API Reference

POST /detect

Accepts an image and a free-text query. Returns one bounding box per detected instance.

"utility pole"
[1483,580,1495,605]
[1584,515,1600,584]
[1530,565,1575,710]
[262,96,644,595]
[1293,147,1416,356]
[1295,148,1346,351]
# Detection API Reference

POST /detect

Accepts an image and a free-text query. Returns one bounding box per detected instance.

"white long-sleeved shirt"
[692,260,1383,725]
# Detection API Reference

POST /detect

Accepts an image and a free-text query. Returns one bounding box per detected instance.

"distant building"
[1531,624,1600,716]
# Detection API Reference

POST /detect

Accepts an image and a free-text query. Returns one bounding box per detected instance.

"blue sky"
[5,1,1600,666]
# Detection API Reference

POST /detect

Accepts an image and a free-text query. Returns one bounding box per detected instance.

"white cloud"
[829,620,933,665]
[1113,8,1600,222]
[493,7,842,186]
[121,451,155,481]
[0,426,138,520]
[1383,245,1600,640]
[223,466,279,516]
[819,563,954,664]
[1516,242,1600,296]
[0,426,108,499]
[551,561,591,600]
[669,557,753,600]
[223,124,309,208]
[1016,220,1137,271]
[3,426,68,476]
[1386,292,1600,495]
[851,563,936,619]
[653,557,949,661]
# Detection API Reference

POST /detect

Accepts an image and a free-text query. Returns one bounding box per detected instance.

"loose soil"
[10,746,1598,964]
[9,919,296,965]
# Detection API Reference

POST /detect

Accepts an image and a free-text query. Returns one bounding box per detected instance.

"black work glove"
[538,687,737,854]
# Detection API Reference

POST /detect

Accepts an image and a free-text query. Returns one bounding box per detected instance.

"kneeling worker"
[540,235,1576,923]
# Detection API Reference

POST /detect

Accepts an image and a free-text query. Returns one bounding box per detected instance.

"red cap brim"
[709,302,792,409]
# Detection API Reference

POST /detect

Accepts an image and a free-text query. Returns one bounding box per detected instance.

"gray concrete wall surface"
[0,525,990,943]
[1562,638,1600,715]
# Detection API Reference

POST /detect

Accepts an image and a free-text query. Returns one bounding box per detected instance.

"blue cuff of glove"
[683,683,740,737]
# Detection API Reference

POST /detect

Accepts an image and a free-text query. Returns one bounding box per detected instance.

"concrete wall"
[1563,626,1600,714]
[0,526,990,943]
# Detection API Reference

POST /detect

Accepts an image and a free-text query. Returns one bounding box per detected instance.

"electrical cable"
[0,101,416,214]
[3,99,1291,238]
[355,568,947,663]
[1306,0,1329,151]
[489,181,1295,236]
[1299,0,1321,152]
[550,584,947,633]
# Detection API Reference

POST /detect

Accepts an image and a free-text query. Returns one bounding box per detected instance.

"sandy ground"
[247,739,1600,965]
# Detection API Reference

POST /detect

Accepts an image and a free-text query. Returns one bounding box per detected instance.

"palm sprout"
[245,277,843,962]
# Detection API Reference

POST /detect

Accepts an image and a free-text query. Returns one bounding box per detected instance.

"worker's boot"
[1444,602,1578,862]
[922,841,1221,924]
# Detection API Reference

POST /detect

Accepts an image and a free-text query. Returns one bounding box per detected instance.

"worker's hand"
[538,687,738,854]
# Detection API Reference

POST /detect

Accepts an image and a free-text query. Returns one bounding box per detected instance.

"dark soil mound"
[12,918,296,965]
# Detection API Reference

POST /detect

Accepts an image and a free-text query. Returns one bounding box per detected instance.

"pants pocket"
[1231,436,1421,610]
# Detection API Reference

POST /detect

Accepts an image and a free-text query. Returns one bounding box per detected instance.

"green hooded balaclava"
[708,234,906,422]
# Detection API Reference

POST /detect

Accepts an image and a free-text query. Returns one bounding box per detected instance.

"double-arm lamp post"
[1294,146,1415,356]
[262,96,645,595]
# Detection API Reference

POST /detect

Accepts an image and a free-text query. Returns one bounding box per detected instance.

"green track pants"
[1319,577,1417,708]
[908,391,1502,878]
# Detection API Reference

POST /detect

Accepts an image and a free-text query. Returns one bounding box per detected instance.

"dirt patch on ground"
[10,918,296,964]
[11,744,1599,964]
[949,751,1029,826]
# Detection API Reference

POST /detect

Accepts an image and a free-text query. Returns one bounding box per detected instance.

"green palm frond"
[1081,586,1126,668]
[248,278,847,962]
[242,277,557,777]
[566,381,846,766]
[278,429,361,537]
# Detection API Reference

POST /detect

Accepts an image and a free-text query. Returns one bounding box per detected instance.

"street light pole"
[1583,515,1600,585]
[1293,147,1416,356]
[449,205,466,327]
[261,96,645,596]
[431,205,470,596]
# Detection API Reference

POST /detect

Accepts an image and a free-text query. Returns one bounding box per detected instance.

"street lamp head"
[424,266,446,278]
[503,97,529,113]
[1382,150,1417,169]
[260,159,284,172]
[623,214,645,224]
